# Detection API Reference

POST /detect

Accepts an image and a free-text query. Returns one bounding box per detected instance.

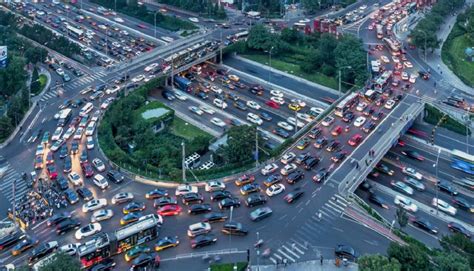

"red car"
[266,100,280,109]
[137,23,147,29]
[34,155,43,170]
[331,126,343,136]
[47,164,58,180]
[81,162,94,178]
[234,174,255,186]
[348,134,363,146]
[157,204,182,216]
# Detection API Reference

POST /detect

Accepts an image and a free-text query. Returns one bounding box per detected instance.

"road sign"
[0,46,8,69]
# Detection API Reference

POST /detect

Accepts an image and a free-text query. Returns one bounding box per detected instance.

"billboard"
[0,46,7,69]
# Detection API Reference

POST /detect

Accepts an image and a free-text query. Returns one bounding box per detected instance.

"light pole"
[11,179,17,229]
[268,46,274,85]
[154,11,158,39]
[255,128,259,167]
[338,65,352,97]
[182,141,186,182]
[114,0,117,13]
[465,114,470,154]
[417,29,427,61]
[256,231,260,271]
[433,148,441,215]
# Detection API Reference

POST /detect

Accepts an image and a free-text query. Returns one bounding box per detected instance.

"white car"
[85,121,96,136]
[246,100,261,110]
[321,116,334,127]
[280,163,297,176]
[92,158,106,172]
[205,181,226,192]
[403,61,413,68]
[75,223,102,240]
[93,174,109,190]
[144,63,158,72]
[51,127,63,141]
[432,198,457,216]
[189,17,199,23]
[354,116,366,127]
[356,102,368,112]
[100,98,114,109]
[91,110,101,122]
[68,172,83,186]
[247,113,263,125]
[384,99,396,109]
[144,75,154,82]
[210,86,222,94]
[200,106,215,115]
[401,72,409,80]
[409,73,417,84]
[175,184,198,196]
[35,144,45,156]
[91,209,114,222]
[394,195,418,212]
[82,198,107,213]
[173,91,188,101]
[114,17,124,23]
[62,127,75,140]
[402,167,423,180]
[261,163,279,175]
[380,55,390,63]
[270,90,284,97]
[266,184,285,197]
[59,243,81,256]
[132,74,145,83]
[189,106,204,115]
[286,117,305,128]
[290,99,306,108]
[270,96,285,105]
[50,139,64,152]
[277,121,294,131]
[211,117,226,127]
[73,127,84,140]
[105,85,120,95]
[296,113,312,122]
[392,56,400,63]
[281,152,296,164]
[213,98,228,109]
[111,192,134,205]
[228,74,239,81]
[86,136,95,150]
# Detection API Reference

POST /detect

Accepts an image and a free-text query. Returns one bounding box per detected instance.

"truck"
[376,24,384,39]
[371,60,381,73]
[173,75,192,92]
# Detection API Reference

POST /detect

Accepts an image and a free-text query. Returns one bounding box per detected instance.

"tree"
[38,252,81,271]
[433,251,471,271]
[334,35,368,87]
[246,24,273,51]
[387,242,430,271]
[24,46,47,65]
[0,116,13,141]
[280,28,301,44]
[223,125,259,164]
[396,206,408,229]
[440,234,474,269]
[358,254,401,271]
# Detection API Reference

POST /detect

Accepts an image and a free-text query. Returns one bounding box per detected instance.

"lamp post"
[433,148,441,215]
[181,141,186,183]
[256,231,260,271]
[268,46,274,85]
[154,11,158,39]
[338,65,352,97]
[417,29,427,62]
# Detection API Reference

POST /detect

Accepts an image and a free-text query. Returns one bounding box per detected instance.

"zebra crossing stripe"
[334,194,348,204]
[323,203,341,214]
[282,245,301,259]
[269,257,277,264]
[327,200,345,212]
[287,242,305,254]
[272,253,282,260]
[318,209,331,218]
[277,248,296,262]
[290,238,308,250]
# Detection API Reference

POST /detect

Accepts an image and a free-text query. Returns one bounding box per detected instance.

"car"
[284,191,304,203]
[331,151,348,163]
[218,198,241,209]
[157,204,182,216]
[222,222,248,236]
[277,121,293,131]
[308,127,322,139]
[394,195,418,212]
[64,189,79,204]
[280,163,297,176]
[270,89,283,97]
[240,183,260,195]
[11,237,39,256]
[153,196,178,208]
[390,181,414,195]
[210,190,232,201]
[46,164,58,179]
[93,174,109,190]
[234,101,248,111]
[59,243,81,256]
[107,170,124,184]
[81,162,94,178]
[314,137,328,149]
[436,180,458,196]
[259,112,272,121]
[213,98,227,109]
[234,174,255,186]
[155,236,179,252]
[401,72,409,80]
[266,100,280,109]
[246,194,267,207]
[273,128,290,138]
[105,85,120,95]
[287,170,304,184]
[369,193,389,209]
[92,158,106,172]
[120,212,142,226]
[281,152,296,164]
[246,100,261,110]
[356,102,368,112]
[348,134,363,146]
[362,106,375,117]
[205,181,225,192]
[34,155,43,170]
[47,212,72,227]
[182,192,204,205]
[287,117,305,128]
[392,56,400,63]
[75,223,101,240]
[447,222,471,238]
[175,184,198,196]
[250,207,272,221]
[412,217,438,234]
[375,97,386,107]
[86,136,95,150]
[313,168,328,183]
[51,127,63,141]
[79,149,88,164]
[380,55,390,63]
[89,258,116,271]
[91,209,114,222]
[125,245,152,262]
[123,201,146,214]
[187,222,212,238]
[210,117,226,127]
[112,192,134,204]
[70,140,79,154]
[82,198,107,213]
[288,103,302,111]
[56,219,81,235]
[402,177,425,191]
[210,86,223,94]
[76,187,93,201]
[296,137,311,150]
[191,234,217,249]
[50,139,65,152]
[297,113,312,122]
[432,198,457,216]
[384,99,396,110]
[342,112,355,123]
[362,121,376,133]
[401,167,423,180]
[270,96,285,105]
[375,163,394,175]
[145,189,168,199]
[335,245,357,261]
[326,140,340,152]
[371,111,384,121]
[189,106,204,115]
[354,116,366,127]
[260,163,279,176]
[266,184,285,197]
[188,203,212,215]
[303,157,320,170]
[132,74,145,83]
[452,197,473,213]
[409,73,417,83]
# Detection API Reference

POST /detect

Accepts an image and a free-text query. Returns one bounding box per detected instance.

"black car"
[63,156,72,173]
[47,212,71,227]
[342,112,354,123]
[259,112,272,121]
[314,137,328,149]
[80,150,88,164]
[55,177,69,191]
[59,145,68,158]
[162,90,175,101]
[191,234,217,249]
[106,170,124,184]
[437,180,458,196]
[376,163,394,175]
[363,106,375,116]
[219,198,241,209]
[452,196,473,212]
[210,190,232,201]
[331,151,347,163]
[335,244,357,260]
[182,192,204,205]
[263,174,283,187]
[308,127,321,139]
[295,152,311,164]
[188,204,212,215]
[303,157,320,170]
[28,241,59,265]
[64,189,79,204]
[287,170,304,184]
[412,217,438,234]
[273,128,290,138]
[246,194,267,207]
[145,188,168,199]
[0,231,26,250]
[77,187,94,201]
[326,140,340,152]
[401,150,424,161]
[284,191,304,203]
[130,253,159,270]
[203,212,228,223]
[153,196,178,208]
[369,193,388,209]
[362,121,376,133]
[222,222,248,236]
[56,219,81,235]
[71,140,79,154]
[90,258,116,271]
[313,168,328,183]
[448,222,471,238]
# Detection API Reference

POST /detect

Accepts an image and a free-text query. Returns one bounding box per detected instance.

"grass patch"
[424,103,471,136]
[442,28,474,87]
[241,53,339,90]
[170,117,212,141]
[210,262,247,271]
[37,74,47,93]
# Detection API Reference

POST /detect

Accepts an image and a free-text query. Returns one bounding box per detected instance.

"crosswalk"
[63,71,109,91]
[268,194,349,264]
[39,89,59,103]
[0,157,29,203]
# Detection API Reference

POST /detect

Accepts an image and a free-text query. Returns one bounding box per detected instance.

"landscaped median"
[423,104,471,136]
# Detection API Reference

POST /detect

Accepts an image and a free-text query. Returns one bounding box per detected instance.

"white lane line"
[282,245,301,259]
[277,248,296,262]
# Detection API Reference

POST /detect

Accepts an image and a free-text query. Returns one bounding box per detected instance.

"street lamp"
[268,46,274,85]
[181,141,186,183]
[433,148,441,215]
[154,11,159,39]
[338,66,352,97]
[256,231,260,271]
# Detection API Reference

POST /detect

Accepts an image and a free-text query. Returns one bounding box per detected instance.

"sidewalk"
[249,259,358,271]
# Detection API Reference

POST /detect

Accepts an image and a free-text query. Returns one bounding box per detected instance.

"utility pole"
[182,141,186,183]
[171,58,174,88]
[294,108,298,134]
[268,46,274,85]
[255,128,259,167]
[154,11,158,39]
[256,231,260,271]
[338,66,352,97]
[433,148,441,215]
[220,28,223,64]
[12,179,17,229]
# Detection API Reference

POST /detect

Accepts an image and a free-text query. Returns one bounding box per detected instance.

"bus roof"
[115,214,161,241]
[336,92,358,108]
[59,108,72,119]
[452,150,474,163]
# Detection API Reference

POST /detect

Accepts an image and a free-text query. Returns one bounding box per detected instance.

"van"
[364,89,377,102]
[79,102,93,117]
[187,222,211,238]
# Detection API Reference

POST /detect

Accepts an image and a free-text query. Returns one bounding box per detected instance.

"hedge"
[424,104,471,136]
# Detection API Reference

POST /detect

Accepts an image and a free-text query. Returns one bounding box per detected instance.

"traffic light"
[247,249,250,262]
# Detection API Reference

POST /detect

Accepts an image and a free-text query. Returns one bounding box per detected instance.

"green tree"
[396,206,408,229]
[280,28,301,44]
[24,46,47,65]
[433,251,471,271]
[387,242,430,271]
[358,254,401,271]
[39,252,81,271]
[0,116,13,141]
[246,24,273,51]
[223,125,258,164]
[440,234,474,269]
[334,35,368,87]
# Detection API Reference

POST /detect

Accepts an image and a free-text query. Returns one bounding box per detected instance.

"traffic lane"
[223,56,339,102]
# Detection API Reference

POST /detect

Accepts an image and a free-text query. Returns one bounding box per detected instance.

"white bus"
[335,92,359,117]
[79,102,94,117]
[66,25,84,39]
[32,252,57,271]
[58,108,72,127]
[383,38,400,54]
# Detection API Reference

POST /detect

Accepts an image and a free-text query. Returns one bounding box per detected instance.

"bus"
[374,71,392,93]
[234,31,249,40]
[174,75,192,92]
[383,38,400,55]
[32,252,57,271]
[78,214,162,268]
[451,150,474,175]
[79,102,94,117]
[335,92,359,117]
[66,25,84,39]
[57,108,72,127]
